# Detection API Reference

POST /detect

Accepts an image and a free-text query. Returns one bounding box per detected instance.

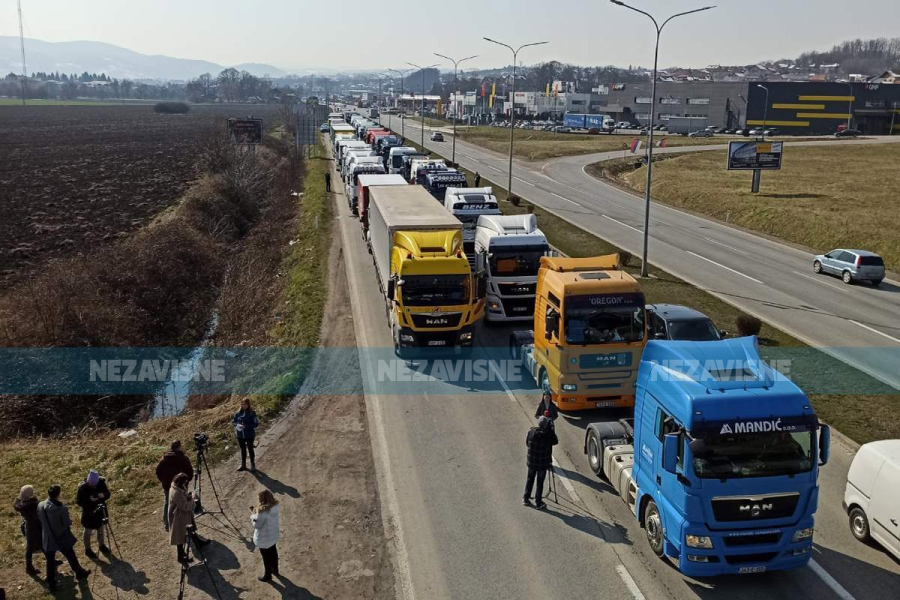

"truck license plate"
[427,340,447,346]
[738,566,766,574]
[595,401,615,408]
[512,306,528,312]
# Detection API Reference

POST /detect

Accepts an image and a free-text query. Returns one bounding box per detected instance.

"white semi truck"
[443,187,501,262]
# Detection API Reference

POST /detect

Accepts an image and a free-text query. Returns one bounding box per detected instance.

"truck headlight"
[561,384,577,392]
[685,535,713,549]
[792,527,814,542]
[459,332,472,341]
[400,334,415,342]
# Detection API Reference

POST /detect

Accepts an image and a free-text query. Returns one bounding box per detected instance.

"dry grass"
[597,144,900,272]
[458,126,727,161]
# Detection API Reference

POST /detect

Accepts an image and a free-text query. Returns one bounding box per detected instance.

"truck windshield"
[564,293,645,344]
[489,250,544,277]
[401,275,469,307]
[691,431,814,479]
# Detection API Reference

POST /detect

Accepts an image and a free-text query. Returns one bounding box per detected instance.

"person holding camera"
[75,470,111,559]
[37,485,91,592]
[13,485,43,576]
[523,415,559,510]
[168,473,195,564]
[232,398,259,472]
[251,489,281,582]
[534,391,558,422]
[156,440,194,532]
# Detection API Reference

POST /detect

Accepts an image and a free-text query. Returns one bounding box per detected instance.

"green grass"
[413,140,897,445]
[588,144,900,273]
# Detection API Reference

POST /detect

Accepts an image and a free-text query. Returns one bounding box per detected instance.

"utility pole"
[753,84,769,193]
[434,52,478,165]
[484,37,549,198]
[610,0,715,277]
[18,0,27,106]
[408,62,439,148]
[388,68,412,141]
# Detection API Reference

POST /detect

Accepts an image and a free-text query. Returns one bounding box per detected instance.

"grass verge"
[407,139,897,445]
[587,144,900,272]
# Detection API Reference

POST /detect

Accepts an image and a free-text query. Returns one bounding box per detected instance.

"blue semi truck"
[563,113,615,133]
[584,337,831,576]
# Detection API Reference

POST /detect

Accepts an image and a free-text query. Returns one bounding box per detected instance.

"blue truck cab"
[584,337,831,576]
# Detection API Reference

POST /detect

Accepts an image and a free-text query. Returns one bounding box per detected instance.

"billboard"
[227,118,263,144]
[727,141,784,170]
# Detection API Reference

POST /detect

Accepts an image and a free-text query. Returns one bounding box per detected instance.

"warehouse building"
[602,81,749,129]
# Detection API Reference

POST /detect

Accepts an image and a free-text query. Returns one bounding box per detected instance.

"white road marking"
[602,214,642,234]
[850,320,900,345]
[615,564,647,600]
[703,236,750,256]
[551,192,579,206]
[551,457,581,504]
[792,270,846,291]
[686,251,764,285]
[488,361,519,403]
[808,558,858,600]
[514,177,535,186]
[487,165,502,172]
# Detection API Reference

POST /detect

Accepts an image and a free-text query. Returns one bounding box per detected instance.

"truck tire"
[509,337,519,361]
[644,500,665,558]
[849,506,870,542]
[587,430,604,477]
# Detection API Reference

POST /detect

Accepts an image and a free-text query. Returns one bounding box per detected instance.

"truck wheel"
[644,500,665,558]
[849,507,870,542]
[509,339,518,361]
[587,431,604,477]
[813,260,822,274]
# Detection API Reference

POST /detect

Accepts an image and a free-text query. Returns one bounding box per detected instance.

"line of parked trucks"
[324,107,897,579]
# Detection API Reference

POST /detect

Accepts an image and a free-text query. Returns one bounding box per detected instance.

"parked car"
[843,440,900,561]
[813,249,885,285]
[764,128,779,136]
[430,132,444,142]
[319,123,330,132]
[553,125,572,133]
[835,128,862,138]
[723,128,735,134]
[688,130,714,137]
[647,304,724,341]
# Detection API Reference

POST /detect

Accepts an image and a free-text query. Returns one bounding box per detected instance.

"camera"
[193,432,209,452]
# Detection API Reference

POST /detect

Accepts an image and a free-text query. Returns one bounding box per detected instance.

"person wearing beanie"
[13,485,43,575]
[75,470,111,559]
[37,485,90,591]
[534,390,558,422]
[523,415,559,510]
[156,440,194,532]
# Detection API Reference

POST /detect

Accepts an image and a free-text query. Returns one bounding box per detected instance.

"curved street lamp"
[434,53,478,165]
[408,62,440,147]
[388,68,412,140]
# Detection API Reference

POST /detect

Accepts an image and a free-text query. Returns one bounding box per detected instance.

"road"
[325,134,900,600]
[377,115,900,393]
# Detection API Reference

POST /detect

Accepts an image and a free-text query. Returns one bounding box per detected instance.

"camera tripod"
[193,444,224,516]
[177,527,222,600]
[88,503,124,600]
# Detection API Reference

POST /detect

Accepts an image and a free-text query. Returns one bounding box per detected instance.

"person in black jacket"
[75,470,111,559]
[325,171,332,192]
[233,397,260,472]
[37,485,90,592]
[13,485,42,575]
[534,391,558,421]
[155,440,194,532]
[524,416,558,510]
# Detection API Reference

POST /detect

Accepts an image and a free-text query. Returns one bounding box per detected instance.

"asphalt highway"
[326,132,900,600]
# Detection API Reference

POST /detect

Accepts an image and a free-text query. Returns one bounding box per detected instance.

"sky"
[3,0,899,72]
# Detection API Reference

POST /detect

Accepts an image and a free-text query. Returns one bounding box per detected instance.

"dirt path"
[3,212,395,600]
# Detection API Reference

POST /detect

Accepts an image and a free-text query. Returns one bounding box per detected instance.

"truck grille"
[500,297,535,317]
[712,493,799,522]
[724,552,778,565]
[410,313,462,329]
[497,282,536,296]
[722,532,782,547]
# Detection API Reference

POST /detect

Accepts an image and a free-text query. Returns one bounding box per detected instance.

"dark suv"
[647,304,725,341]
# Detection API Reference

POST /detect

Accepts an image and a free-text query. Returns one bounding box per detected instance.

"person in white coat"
[251,489,280,582]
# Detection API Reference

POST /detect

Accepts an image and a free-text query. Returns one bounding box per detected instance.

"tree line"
[185,69,272,103]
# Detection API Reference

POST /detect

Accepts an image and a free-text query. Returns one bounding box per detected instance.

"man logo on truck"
[739,503,774,517]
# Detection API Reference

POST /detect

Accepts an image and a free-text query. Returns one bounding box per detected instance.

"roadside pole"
[751,169,761,193]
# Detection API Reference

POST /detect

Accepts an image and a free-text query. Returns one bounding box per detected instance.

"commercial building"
[602,81,749,129]
[395,94,441,114]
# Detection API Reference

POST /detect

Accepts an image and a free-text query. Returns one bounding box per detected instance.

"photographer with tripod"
[523,414,558,510]
[156,441,194,532]
[76,470,111,559]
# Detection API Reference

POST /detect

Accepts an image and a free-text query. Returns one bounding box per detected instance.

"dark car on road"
[835,129,862,138]
[430,132,444,142]
[647,304,725,341]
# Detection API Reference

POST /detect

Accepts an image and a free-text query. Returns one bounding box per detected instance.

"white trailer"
[443,187,501,262]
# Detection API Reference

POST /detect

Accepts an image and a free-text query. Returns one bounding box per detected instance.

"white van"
[843,440,900,560]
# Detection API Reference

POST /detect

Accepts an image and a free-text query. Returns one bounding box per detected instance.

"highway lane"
[325,132,900,600]
[378,115,900,392]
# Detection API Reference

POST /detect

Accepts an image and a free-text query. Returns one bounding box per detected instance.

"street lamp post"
[752,84,769,193]
[382,73,393,131]
[483,37,548,198]
[610,0,715,278]
[844,82,853,130]
[435,52,478,165]
[388,68,412,140]
[408,62,439,147]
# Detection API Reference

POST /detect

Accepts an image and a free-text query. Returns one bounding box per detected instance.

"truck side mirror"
[387,279,395,301]
[663,434,679,474]
[819,425,831,466]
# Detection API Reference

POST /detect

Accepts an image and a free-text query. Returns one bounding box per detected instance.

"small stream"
[152,312,219,418]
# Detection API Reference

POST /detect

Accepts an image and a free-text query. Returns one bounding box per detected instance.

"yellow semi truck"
[510,255,647,411]
[368,185,485,356]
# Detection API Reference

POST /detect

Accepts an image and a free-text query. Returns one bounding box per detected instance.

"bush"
[619,250,632,267]
[736,314,762,337]
[154,101,190,114]
[509,194,521,207]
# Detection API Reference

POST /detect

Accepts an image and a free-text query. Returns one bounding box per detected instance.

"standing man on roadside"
[37,485,90,592]
[523,415,558,510]
[325,171,332,193]
[75,470,111,559]
[474,172,481,187]
[155,441,193,532]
